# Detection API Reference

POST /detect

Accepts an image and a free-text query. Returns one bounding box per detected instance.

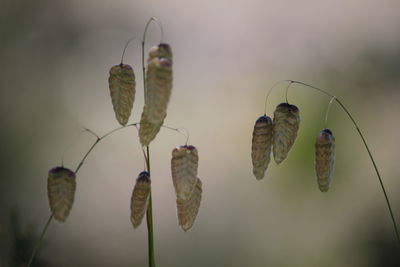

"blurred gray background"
[1,0,400,266]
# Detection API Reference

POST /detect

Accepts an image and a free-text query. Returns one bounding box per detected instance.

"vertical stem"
[142,17,159,267]
[145,146,155,267]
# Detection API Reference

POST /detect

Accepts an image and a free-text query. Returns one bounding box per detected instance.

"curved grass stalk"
[27,123,139,267]
[285,80,400,245]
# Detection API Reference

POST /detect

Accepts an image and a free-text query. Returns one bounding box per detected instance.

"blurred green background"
[1,0,400,266]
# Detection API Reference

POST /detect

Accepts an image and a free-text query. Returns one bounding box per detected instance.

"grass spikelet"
[272,102,300,164]
[108,64,136,126]
[47,167,76,222]
[315,128,335,192]
[251,115,273,180]
[130,171,151,228]
[171,145,198,201]
[144,57,173,124]
[138,43,173,145]
[138,112,165,146]
[176,177,202,231]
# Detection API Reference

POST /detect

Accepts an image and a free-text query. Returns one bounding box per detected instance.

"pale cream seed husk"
[315,129,335,192]
[176,177,202,231]
[272,103,300,164]
[144,57,173,124]
[130,171,151,228]
[47,167,76,222]
[171,145,199,201]
[251,115,273,180]
[108,64,136,126]
[138,111,165,146]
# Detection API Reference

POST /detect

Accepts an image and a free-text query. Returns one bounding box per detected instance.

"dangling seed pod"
[176,177,202,231]
[130,171,151,228]
[138,112,165,146]
[272,103,300,164]
[144,57,173,124]
[138,43,173,145]
[251,115,273,180]
[315,129,335,192]
[171,145,198,201]
[108,64,136,126]
[47,167,76,222]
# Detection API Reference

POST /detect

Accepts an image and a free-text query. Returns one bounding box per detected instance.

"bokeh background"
[1,0,400,266]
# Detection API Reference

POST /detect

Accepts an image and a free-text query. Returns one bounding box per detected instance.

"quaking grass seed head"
[251,115,273,180]
[272,102,300,164]
[47,167,76,222]
[130,171,151,228]
[176,177,202,231]
[144,57,173,124]
[171,145,199,201]
[315,128,336,192]
[108,64,136,126]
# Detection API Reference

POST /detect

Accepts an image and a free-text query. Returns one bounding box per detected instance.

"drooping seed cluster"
[251,100,338,191]
[171,145,202,231]
[47,167,76,222]
[251,103,300,180]
[46,37,204,234]
[130,171,151,228]
[108,64,136,126]
[139,43,173,146]
[315,129,335,192]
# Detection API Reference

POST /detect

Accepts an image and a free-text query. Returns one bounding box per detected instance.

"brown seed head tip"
[48,167,75,179]
[109,64,133,75]
[137,171,151,183]
[276,102,299,114]
[317,128,334,144]
[319,185,329,193]
[174,145,197,151]
[256,115,272,124]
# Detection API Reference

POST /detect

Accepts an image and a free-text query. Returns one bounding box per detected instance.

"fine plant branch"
[324,96,337,128]
[120,37,136,65]
[285,80,400,246]
[27,123,140,267]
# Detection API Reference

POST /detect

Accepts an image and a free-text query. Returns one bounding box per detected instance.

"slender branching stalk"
[27,123,139,267]
[268,80,400,246]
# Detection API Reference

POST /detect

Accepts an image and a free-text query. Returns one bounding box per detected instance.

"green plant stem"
[142,17,162,267]
[145,146,155,267]
[27,123,138,267]
[288,80,400,246]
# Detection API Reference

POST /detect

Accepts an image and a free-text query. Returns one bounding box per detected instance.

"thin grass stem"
[287,80,400,246]
[142,17,160,267]
[27,123,139,267]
